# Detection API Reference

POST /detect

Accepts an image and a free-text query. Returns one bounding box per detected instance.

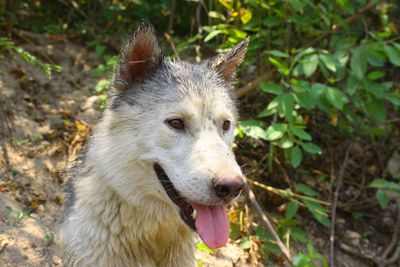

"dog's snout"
[213,176,245,201]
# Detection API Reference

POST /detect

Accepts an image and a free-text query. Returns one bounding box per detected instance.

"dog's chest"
[116,197,191,258]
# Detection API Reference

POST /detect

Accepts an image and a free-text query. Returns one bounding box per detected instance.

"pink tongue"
[192,203,229,249]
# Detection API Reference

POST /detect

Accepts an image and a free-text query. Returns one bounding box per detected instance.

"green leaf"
[347,75,361,95]
[295,92,316,109]
[365,81,387,99]
[262,241,281,254]
[291,80,310,93]
[370,179,400,191]
[239,237,252,249]
[285,201,299,219]
[367,71,386,80]
[367,46,386,67]
[302,54,319,77]
[291,126,312,141]
[293,254,308,267]
[204,30,222,42]
[282,93,295,121]
[196,242,215,255]
[290,0,307,11]
[319,54,337,72]
[239,8,252,24]
[386,93,400,106]
[326,87,347,110]
[258,106,276,117]
[336,0,355,13]
[291,146,302,168]
[302,143,322,154]
[269,57,290,76]
[267,50,289,58]
[263,17,281,27]
[310,83,326,100]
[260,82,284,95]
[258,96,281,117]
[265,124,286,141]
[208,11,226,20]
[239,120,267,140]
[291,227,309,243]
[393,43,400,51]
[295,183,317,196]
[95,79,110,93]
[383,44,400,66]
[334,50,350,68]
[278,138,294,149]
[351,48,367,79]
[303,200,331,227]
[366,97,387,123]
[376,190,389,209]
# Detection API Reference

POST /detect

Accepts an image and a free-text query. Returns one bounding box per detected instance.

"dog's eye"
[167,118,185,131]
[222,120,231,131]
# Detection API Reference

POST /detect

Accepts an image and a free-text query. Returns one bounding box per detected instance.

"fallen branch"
[330,143,354,267]
[235,69,275,98]
[246,184,293,264]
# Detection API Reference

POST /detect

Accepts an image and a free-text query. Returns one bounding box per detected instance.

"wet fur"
[59,22,247,266]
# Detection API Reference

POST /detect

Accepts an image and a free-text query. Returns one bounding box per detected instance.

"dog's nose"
[213,176,245,201]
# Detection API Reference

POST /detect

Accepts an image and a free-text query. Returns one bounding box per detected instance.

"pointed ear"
[114,22,162,91]
[208,38,249,82]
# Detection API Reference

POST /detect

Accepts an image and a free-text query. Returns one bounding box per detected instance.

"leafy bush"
[3,0,399,264]
[0,37,62,77]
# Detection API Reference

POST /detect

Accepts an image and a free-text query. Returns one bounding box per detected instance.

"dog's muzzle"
[153,163,195,230]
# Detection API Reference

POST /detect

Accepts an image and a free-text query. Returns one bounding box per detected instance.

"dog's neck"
[61,159,194,266]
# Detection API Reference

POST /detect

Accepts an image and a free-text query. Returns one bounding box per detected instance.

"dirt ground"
[0,34,398,267]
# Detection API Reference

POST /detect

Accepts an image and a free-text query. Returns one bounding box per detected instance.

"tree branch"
[330,143,354,267]
[235,2,377,98]
[235,69,275,98]
[303,2,377,49]
[246,184,293,264]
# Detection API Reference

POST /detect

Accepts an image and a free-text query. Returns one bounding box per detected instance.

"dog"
[59,22,248,267]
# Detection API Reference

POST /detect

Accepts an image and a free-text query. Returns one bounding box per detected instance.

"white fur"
[59,24,247,265]
[59,92,243,266]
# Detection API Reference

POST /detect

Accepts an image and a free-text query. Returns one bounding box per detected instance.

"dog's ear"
[208,38,249,82]
[114,22,162,91]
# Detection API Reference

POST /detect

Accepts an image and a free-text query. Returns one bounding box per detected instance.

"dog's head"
[108,22,248,249]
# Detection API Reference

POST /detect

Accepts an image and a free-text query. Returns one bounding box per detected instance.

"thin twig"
[248,179,330,206]
[235,2,377,98]
[246,184,293,264]
[330,143,354,267]
[164,33,181,60]
[303,2,376,49]
[379,197,400,265]
[235,69,275,97]
[384,245,400,266]
[196,1,202,34]
[167,0,176,34]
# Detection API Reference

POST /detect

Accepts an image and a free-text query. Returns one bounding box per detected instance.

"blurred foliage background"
[1,0,400,266]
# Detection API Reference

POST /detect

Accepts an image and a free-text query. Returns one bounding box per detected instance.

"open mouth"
[153,163,196,230]
[154,163,230,249]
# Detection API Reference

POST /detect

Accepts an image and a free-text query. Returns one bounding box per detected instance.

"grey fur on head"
[112,22,249,94]
[208,37,249,82]
[113,21,163,91]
